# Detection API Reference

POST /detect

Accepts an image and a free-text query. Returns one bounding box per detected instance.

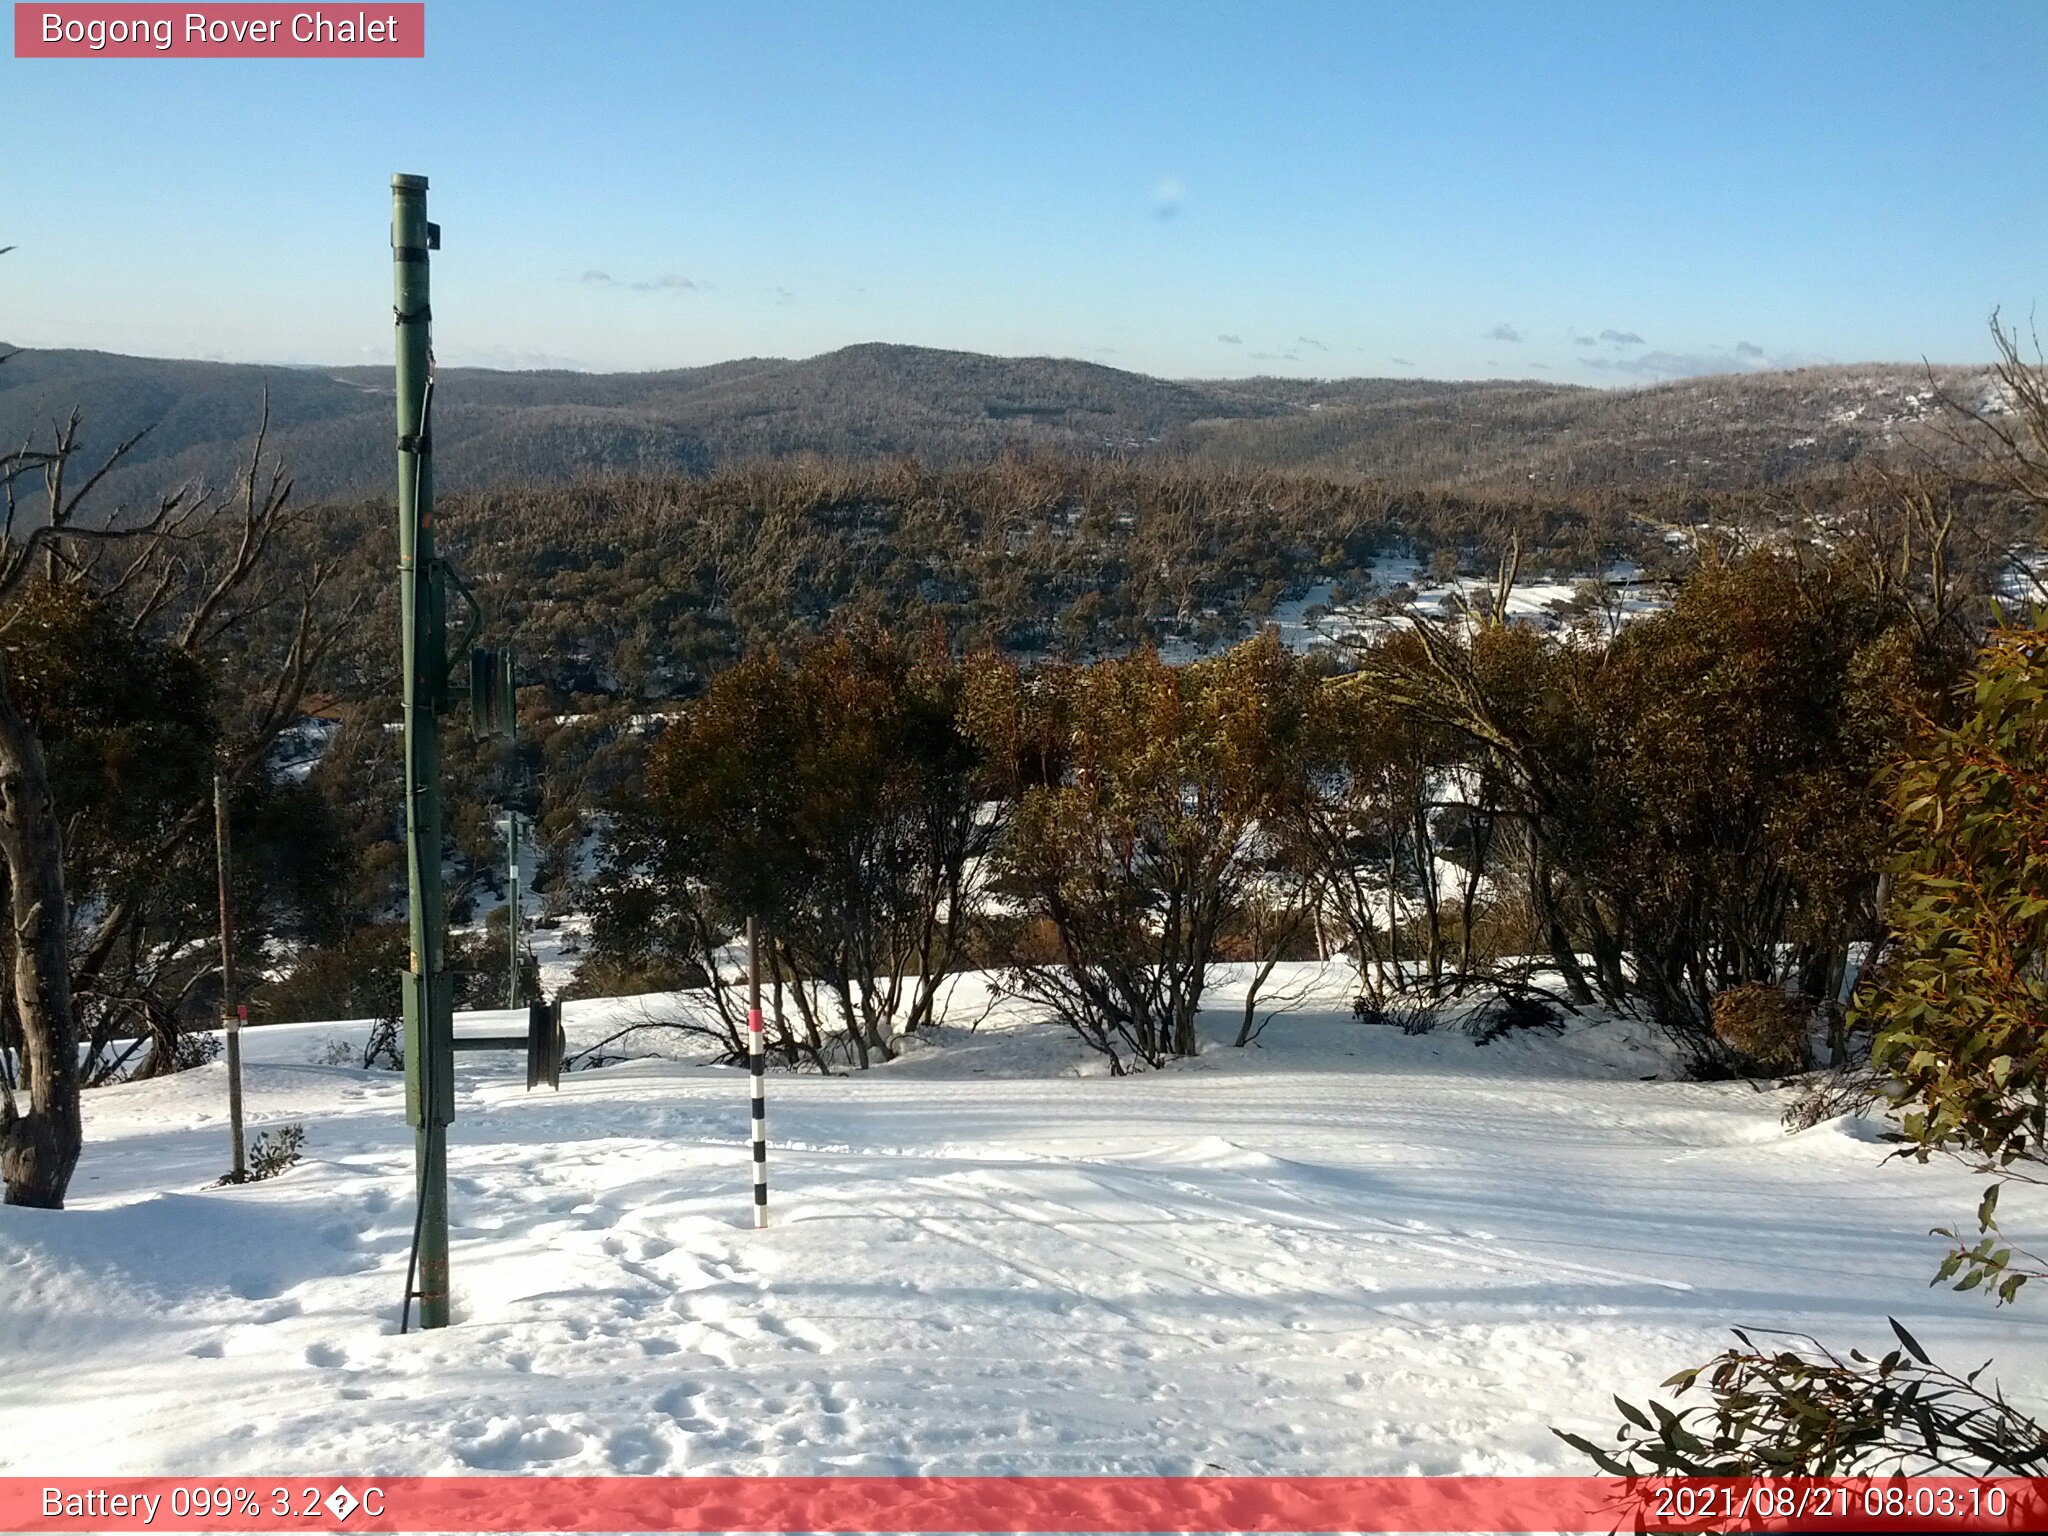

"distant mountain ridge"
[0,340,1998,512]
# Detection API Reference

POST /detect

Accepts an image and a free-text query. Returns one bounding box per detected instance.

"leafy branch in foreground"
[1930,1183,2048,1307]
[1554,1320,2048,1476]
[1867,623,2048,1190]
[1857,621,2048,1307]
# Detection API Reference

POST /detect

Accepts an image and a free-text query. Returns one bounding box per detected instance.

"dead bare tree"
[0,391,366,1204]
[69,405,371,1079]
[0,403,201,1204]
[1932,312,2048,512]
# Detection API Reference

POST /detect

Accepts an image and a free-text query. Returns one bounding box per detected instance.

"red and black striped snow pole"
[747,915,768,1228]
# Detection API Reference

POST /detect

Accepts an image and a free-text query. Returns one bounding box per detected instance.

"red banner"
[2,1476,2046,1533]
[13,4,424,58]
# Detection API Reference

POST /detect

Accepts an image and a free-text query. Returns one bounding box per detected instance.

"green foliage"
[442,928,522,1011]
[245,1123,305,1181]
[571,840,715,1005]
[217,1121,306,1186]
[1865,624,2048,1180]
[229,772,358,949]
[141,453,1717,721]
[1929,1184,2042,1306]
[1578,556,1941,1043]
[1850,624,2048,1305]
[1299,628,1481,1003]
[168,1031,222,1072]
[1563,618,2048,1486]
[1554,1321,2048,1476]
[259,922,522,1025]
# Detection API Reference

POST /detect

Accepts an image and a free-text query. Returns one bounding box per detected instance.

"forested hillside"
[0,339,2002,514]
[1182,364,2010,488]
[1,324,2038,1095]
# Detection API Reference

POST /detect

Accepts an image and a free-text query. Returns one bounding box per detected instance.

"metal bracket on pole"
[469,645,515,739]
[440,559,486,709]
[442,998,562,1090]
[526,999,564,1091]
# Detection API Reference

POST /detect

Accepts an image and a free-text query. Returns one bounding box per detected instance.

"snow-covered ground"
[456,816,605,998]
[2,966,2042,1478]
[267,716,341,782]
[1160,558,1672,664]
[1267,560,1670,658]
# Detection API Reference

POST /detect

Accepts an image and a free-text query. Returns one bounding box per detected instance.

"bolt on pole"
[213,772,245,1182]
[747,915,768,1228]
[393,171,453,1330]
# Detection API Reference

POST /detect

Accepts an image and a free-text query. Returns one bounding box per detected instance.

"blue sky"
[3,1,2042,383]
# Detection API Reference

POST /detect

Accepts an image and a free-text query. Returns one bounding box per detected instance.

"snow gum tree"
[1559,325,2048,1472]
[1356,552,1956,1068]
[1294,628,1483,1009]
[966,632,1316,1071]
[0,630,79,1208]
[638,626,990,1069]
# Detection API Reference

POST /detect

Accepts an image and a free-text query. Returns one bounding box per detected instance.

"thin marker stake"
[213,773,246,1182]
[747,915,768,1228]
[506,808,521,1008]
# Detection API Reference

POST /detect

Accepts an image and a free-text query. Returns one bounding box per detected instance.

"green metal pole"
[393,172,452,1330]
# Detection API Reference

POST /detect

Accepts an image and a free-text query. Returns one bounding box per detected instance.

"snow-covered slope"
[2,968,2042,1477]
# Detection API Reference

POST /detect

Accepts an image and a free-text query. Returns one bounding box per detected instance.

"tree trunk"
[0,665,82,1208]
[1528,841,1594,1006]
[1169,976,1200,1060]
[1413,800,1443,988]
[1235,954,1281,1047]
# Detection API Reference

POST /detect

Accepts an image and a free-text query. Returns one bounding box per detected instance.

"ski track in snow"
[2,968,2043,1478]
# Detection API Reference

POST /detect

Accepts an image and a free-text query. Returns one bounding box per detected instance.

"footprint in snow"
[605,1425,667,1474]
[452,1418,585,1469]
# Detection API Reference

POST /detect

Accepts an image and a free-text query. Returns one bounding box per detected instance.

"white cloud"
[582,270,698,293]
[1587,345,1785,379]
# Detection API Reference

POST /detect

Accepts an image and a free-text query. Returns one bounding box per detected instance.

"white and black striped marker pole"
[747,914,768,1228]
